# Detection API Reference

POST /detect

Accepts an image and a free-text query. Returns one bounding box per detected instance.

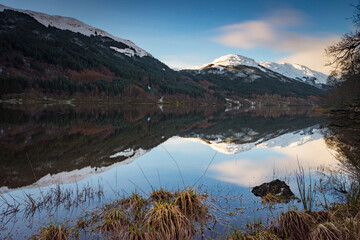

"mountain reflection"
[0,103,325,189]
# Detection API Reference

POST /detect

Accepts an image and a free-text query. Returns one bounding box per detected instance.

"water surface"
[0,103,340,238]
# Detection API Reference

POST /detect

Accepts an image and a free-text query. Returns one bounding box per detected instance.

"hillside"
[0,7,206,101]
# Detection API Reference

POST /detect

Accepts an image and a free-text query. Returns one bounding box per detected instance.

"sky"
[0,0,356,74]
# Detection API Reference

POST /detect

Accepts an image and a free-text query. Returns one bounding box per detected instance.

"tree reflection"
[324,112,360,180]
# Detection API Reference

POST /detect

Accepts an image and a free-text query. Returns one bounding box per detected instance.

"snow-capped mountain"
[0,4,150,57]
[184,54,329,87]
[185,54,262,71]
[259,62,328,85]
[210,55,261,69]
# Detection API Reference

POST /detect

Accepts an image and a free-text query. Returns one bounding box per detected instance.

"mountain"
[0,4,150,58]
[259,62,329,86]
[181,54,325,98]
[185,54,329,88]
[0,5,325,102]
[0,5,206,101]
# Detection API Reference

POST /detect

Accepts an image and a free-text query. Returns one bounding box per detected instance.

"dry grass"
[309,210,331,224]
[150,188,174,202]
[31,224,71,240]
[174,188,207,220]
[309,222,344,240]
[277,210,316,239]
[226,227,280,240]
[145,201,194,239]
[260,193,288,204]
[225,206,360,240]
[75,188,209,239]
[119,193,147,217]
[100,208,128,232]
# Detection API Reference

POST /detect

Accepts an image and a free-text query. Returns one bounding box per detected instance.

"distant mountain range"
[185,54,329,87]
[181,55,325,98]
[0,4,328,102]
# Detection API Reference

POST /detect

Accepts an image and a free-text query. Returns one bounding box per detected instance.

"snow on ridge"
[182,54,263,71]
[211,54,259,68]
[0,4,150,57]
[259,62,329,85]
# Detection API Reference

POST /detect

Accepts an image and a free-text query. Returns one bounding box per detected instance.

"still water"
[0,103,340,238]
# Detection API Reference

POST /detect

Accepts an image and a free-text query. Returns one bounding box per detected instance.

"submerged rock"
[252,179,294,199]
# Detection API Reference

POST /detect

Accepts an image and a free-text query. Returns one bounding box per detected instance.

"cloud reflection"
[210,139,337,187]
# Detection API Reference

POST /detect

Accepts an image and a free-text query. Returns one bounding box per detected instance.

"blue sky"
[0,0,356,73]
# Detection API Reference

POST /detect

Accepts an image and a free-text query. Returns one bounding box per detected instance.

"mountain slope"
[0,6,206,100]
[259,62,329,86]
[181,55,324,98]
[0,4,150,57]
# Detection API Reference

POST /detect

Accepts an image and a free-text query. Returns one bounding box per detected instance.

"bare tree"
[326,1,360,78]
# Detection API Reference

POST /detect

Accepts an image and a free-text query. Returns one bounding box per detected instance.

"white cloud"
[213,9,340,74]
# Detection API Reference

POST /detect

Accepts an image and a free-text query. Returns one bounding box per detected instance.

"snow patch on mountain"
[259,62,328,85]
[110,46,135,57]
[0,4,150,57]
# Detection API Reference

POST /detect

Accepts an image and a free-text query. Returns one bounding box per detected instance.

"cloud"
[213,9,339,74]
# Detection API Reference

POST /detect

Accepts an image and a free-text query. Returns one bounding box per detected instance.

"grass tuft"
[174,188,207,220]
[32,224,70,240]
[150,188,174,202]
[145,201,194,239]
[100,208,128,232]
[309,222,344,240]
[74,188,209,239]
[277,210,316,239]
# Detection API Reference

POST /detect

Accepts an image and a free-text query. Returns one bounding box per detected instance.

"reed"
[295,163,316,212]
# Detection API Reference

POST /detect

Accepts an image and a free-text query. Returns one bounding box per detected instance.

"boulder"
[252,179,294,199]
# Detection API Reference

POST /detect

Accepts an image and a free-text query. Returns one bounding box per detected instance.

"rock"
[252,179,294,199]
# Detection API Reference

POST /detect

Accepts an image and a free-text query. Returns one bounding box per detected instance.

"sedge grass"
[174,188,207,220]
[277,210,316,239]
[31,224,71,240]
[145,201,194,239]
